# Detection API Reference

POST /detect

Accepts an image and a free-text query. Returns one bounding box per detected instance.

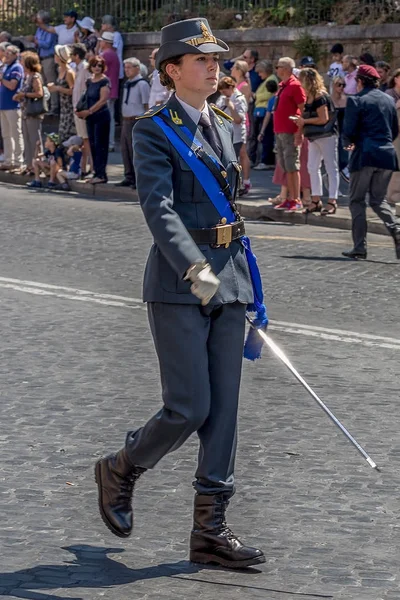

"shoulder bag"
[26,75,49,117]
[303,95,338,142]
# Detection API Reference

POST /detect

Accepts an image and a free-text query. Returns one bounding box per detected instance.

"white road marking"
[0,275,399,350]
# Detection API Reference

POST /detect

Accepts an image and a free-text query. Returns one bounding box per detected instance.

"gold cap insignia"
[200,22,214,42]
[185,21,218,47]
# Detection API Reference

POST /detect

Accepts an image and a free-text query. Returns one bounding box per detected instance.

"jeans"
[86,110,110,180]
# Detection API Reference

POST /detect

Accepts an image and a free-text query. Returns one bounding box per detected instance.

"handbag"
[303,95,338,141]
[76,89,88,113]
[25,78,49,117]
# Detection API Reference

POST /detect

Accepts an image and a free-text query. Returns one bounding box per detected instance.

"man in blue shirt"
[0,44,24,170]
[33,11,58,114]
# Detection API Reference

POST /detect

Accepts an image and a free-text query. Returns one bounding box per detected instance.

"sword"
[246,316,380,472]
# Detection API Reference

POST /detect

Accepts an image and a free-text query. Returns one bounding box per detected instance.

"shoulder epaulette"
[210,104,233,122]
[135,103,168,120]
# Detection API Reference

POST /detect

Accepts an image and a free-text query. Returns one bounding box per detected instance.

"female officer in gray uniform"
[95,18,266,569]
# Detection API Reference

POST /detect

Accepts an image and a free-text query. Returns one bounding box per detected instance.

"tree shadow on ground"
[0,545,332,600]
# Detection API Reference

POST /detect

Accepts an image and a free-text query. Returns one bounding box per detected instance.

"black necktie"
[199,112,222,159]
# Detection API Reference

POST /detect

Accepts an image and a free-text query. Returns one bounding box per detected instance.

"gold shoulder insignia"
[135,103,168,120]
[210,104,233,122]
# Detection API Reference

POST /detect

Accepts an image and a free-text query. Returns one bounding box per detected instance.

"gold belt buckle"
[216,223,233,248]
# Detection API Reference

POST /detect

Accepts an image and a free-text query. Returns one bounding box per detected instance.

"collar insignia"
[169,110,183,125]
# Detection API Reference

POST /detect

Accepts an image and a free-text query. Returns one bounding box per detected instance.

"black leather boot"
[95,448,145,538]
[392,230,400,260]
[190,493,266,568]
[342,249,367,260]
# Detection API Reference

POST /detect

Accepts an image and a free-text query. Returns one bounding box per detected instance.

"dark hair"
[10,38,25,52]
[159,56,183,90]
[359,52,375,67]
[246,48,259,62]
[376,60,390,72]
[388,68,400,89]
[331,43,344,55]
[356,74,379,89]
[266,79,278,93]
[21,51,41,73]
[71,43,86,60]
[64,10,78,21]
[88,55,106,73]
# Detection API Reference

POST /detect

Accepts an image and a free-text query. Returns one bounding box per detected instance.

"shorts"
[59,170,80,180]
[74,115,88,139]
[275,133,300,172]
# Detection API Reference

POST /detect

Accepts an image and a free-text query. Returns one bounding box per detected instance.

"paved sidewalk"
[1,147,399,236]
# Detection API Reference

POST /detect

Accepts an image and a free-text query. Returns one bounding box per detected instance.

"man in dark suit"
[342,64,400,259]
[95,18,266,570]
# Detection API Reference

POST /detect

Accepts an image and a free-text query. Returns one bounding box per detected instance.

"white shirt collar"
[175,94,210,126]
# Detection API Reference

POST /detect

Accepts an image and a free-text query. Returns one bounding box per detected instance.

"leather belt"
[189,220,245,248]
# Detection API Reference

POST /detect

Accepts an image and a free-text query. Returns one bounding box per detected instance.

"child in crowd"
[327,43,345,85]
[56,135,83,190]
[27,133,65,189]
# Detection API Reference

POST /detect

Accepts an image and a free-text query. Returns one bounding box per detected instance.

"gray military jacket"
[132,93,254,305]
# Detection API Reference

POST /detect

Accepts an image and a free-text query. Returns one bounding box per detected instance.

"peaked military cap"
[155,18,229,70]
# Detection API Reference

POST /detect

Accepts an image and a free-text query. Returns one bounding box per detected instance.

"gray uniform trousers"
[349,166,399,252]
[125,301,246,496]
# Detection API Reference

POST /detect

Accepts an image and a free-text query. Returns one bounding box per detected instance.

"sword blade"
[249,319,380,471]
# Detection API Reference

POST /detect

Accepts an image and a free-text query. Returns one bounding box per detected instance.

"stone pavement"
[0,187,399,600]
[1,145,399,236]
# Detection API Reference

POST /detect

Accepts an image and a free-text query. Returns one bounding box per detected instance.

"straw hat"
[55,44,72,63]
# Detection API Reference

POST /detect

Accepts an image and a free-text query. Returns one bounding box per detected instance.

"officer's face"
[168,53,220,95]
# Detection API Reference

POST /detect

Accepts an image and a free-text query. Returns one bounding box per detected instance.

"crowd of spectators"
[0,9,152,188]
[0,18,398,209]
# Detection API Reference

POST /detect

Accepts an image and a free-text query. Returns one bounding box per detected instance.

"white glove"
[185,263,220,306]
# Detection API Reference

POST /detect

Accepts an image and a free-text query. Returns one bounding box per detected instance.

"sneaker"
[0,153,4,162]
[27,180,42,188]
[253,162,269,170]
[274,199,293,211]
[47,181,57,189]
[285,199,303,212]
[239,182,251,196]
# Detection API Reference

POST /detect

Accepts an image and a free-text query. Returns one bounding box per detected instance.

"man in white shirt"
[148,48,170,107]
[116,57,150,188]
[36,10,78,46]
[70,43,91,175]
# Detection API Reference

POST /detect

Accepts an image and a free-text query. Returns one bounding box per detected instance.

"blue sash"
[153,112,268,360]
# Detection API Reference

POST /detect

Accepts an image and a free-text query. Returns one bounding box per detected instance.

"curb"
[0,172,396,237]
[236,200,393,237]
[0,171,139,203]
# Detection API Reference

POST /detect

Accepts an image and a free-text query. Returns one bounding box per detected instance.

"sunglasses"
[275,65,283,69]
[336,83,345,87]
[92,62,103,67]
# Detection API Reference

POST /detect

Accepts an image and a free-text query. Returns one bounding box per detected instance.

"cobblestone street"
[0,185,399,600]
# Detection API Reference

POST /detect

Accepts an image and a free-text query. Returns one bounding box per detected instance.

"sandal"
[321,201,337,215]
[302,199,322,214]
